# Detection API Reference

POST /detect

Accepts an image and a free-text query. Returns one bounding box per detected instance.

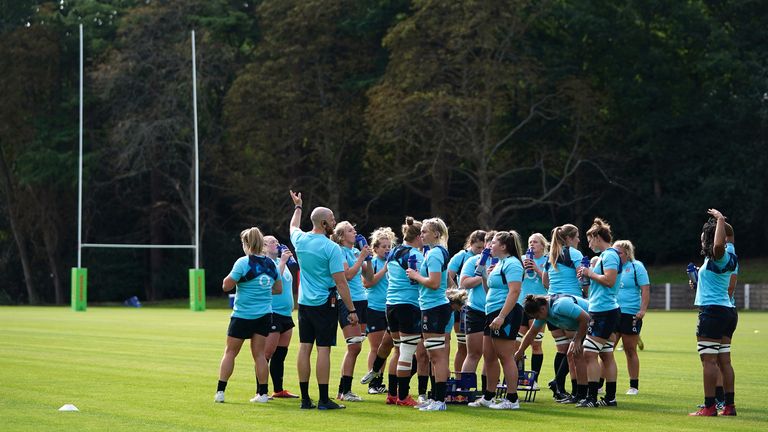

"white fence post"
[745,284,750,310]
[665,283,671,311]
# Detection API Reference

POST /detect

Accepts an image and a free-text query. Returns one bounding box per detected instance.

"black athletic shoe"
[575,399,598,408]
[317,400,346,410]
[547,380,559,396]
[554,391,572,402]
[300,399,317,409]
[558,395,578,404]
[597,397,617,407]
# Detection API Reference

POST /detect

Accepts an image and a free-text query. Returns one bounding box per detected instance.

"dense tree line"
[0,0,765,304]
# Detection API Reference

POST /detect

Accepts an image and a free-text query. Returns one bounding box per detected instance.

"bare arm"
[272,278,283,295]
[364,264,387,288]
[542,271,550,289]
[728,274,737,300]
[447,270,458,289]
[709,209,727,260]
[490,281,522,330]
[637,285,650,319]
[222,276,237,292]
[581,267,618,288]
[408,269,441,289]
[515,321,545,360]
[332,272,358,325]
[289,190,303,230]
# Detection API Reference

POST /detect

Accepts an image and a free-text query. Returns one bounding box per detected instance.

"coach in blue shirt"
[289,190,357,411]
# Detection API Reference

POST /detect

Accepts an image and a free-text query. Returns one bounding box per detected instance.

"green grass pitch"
[1,307,766,431]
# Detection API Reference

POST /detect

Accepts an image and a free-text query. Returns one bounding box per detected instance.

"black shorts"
[366,308,387,334]
[588,308,620,340]
[298,301,338,347]
[228,315,271,339]
[485,305,523,340]
[339,300,368,328]
[617,313,642,335]
[269,313,295,333]
[547,322,561,332]
[386,303,422,335]
[464,307,486,335]
[697,305,738,340]
[421,303,452,334]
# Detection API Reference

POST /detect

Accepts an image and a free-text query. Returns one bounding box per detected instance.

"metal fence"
[648,284,767,310]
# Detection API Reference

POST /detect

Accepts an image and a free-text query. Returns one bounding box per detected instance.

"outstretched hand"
[290,190,302,207]
[707,208,725,220]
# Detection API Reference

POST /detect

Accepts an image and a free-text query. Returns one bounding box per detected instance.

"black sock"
[434,381,447,402]
[629,378,638,390]
[217,380,227,392]
[337,377,345,395]
[531,354,544,381]
[388,374,398,396]
[270,346,288,392]
[705,396,716,408]
[318,383,330,403]
[484,390,495,401]
[506,392,518,403]
[555,356,569,392]
[397,376,411,400]
[725,392,734,405]
[370,374,384,388]
[553,352,565,379]
[715,386,725,402]
[481,374,488,393]
[588,381,599,401]
[418,375,429,395]
[373,355,387,373]
[411,357,418,376]
[598,377,605,389]
[571,379,578,395]
[345,375,354,394]
[577,384,587,400]
[429,374,436,392]
[300,381,310,400]
[258,383,268,396]
[606,381,616,401]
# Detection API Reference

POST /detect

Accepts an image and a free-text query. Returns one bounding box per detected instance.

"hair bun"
[405,216,414,226]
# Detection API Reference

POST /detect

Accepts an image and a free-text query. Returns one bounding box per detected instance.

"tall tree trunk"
[42,226,63,304]
[0,146,38,304]
[430,149,449,217]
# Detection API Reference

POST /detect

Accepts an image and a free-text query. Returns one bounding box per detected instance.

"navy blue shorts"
[269,313,295,334]
[464,307,486,335]
[617,313,642,335]
[366,307,387,334]
[587,308,620,340]
[228,315,271,339]
[386,303,422,335]
[339,300,368,328]
[485,305,523,340]
[696,305,738,340]
[421,303,452,334]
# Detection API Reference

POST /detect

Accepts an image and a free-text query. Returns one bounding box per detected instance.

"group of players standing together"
[213,191,739,417]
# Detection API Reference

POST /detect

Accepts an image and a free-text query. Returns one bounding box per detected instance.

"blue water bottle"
[475,248,492,276]
[686,263,698,285]
[408,254,419,285]
[355,234,372,261]
[277,244,297,266]
[579,256,591,286]
[525,248,535,276]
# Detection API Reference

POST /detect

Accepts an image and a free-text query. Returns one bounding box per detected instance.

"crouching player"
[516,294,590,404]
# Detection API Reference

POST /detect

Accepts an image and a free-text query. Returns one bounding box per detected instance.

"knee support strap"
[456,333,467,345]
[345,335,366,345]
[718,343,731,354]
[583,337,604,353]
[600,342,614,353]
[555,336,571,346]
[397,335,421,370]
[392,338,401,348]
[535,332,545,341]
[697,341,720,355]
[424,336,446,351]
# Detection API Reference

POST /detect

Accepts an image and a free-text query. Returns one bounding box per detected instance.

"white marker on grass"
[58,404,79,411]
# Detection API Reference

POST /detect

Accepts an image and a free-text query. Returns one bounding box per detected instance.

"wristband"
[295,205,303,210]
[348,310,356,314]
